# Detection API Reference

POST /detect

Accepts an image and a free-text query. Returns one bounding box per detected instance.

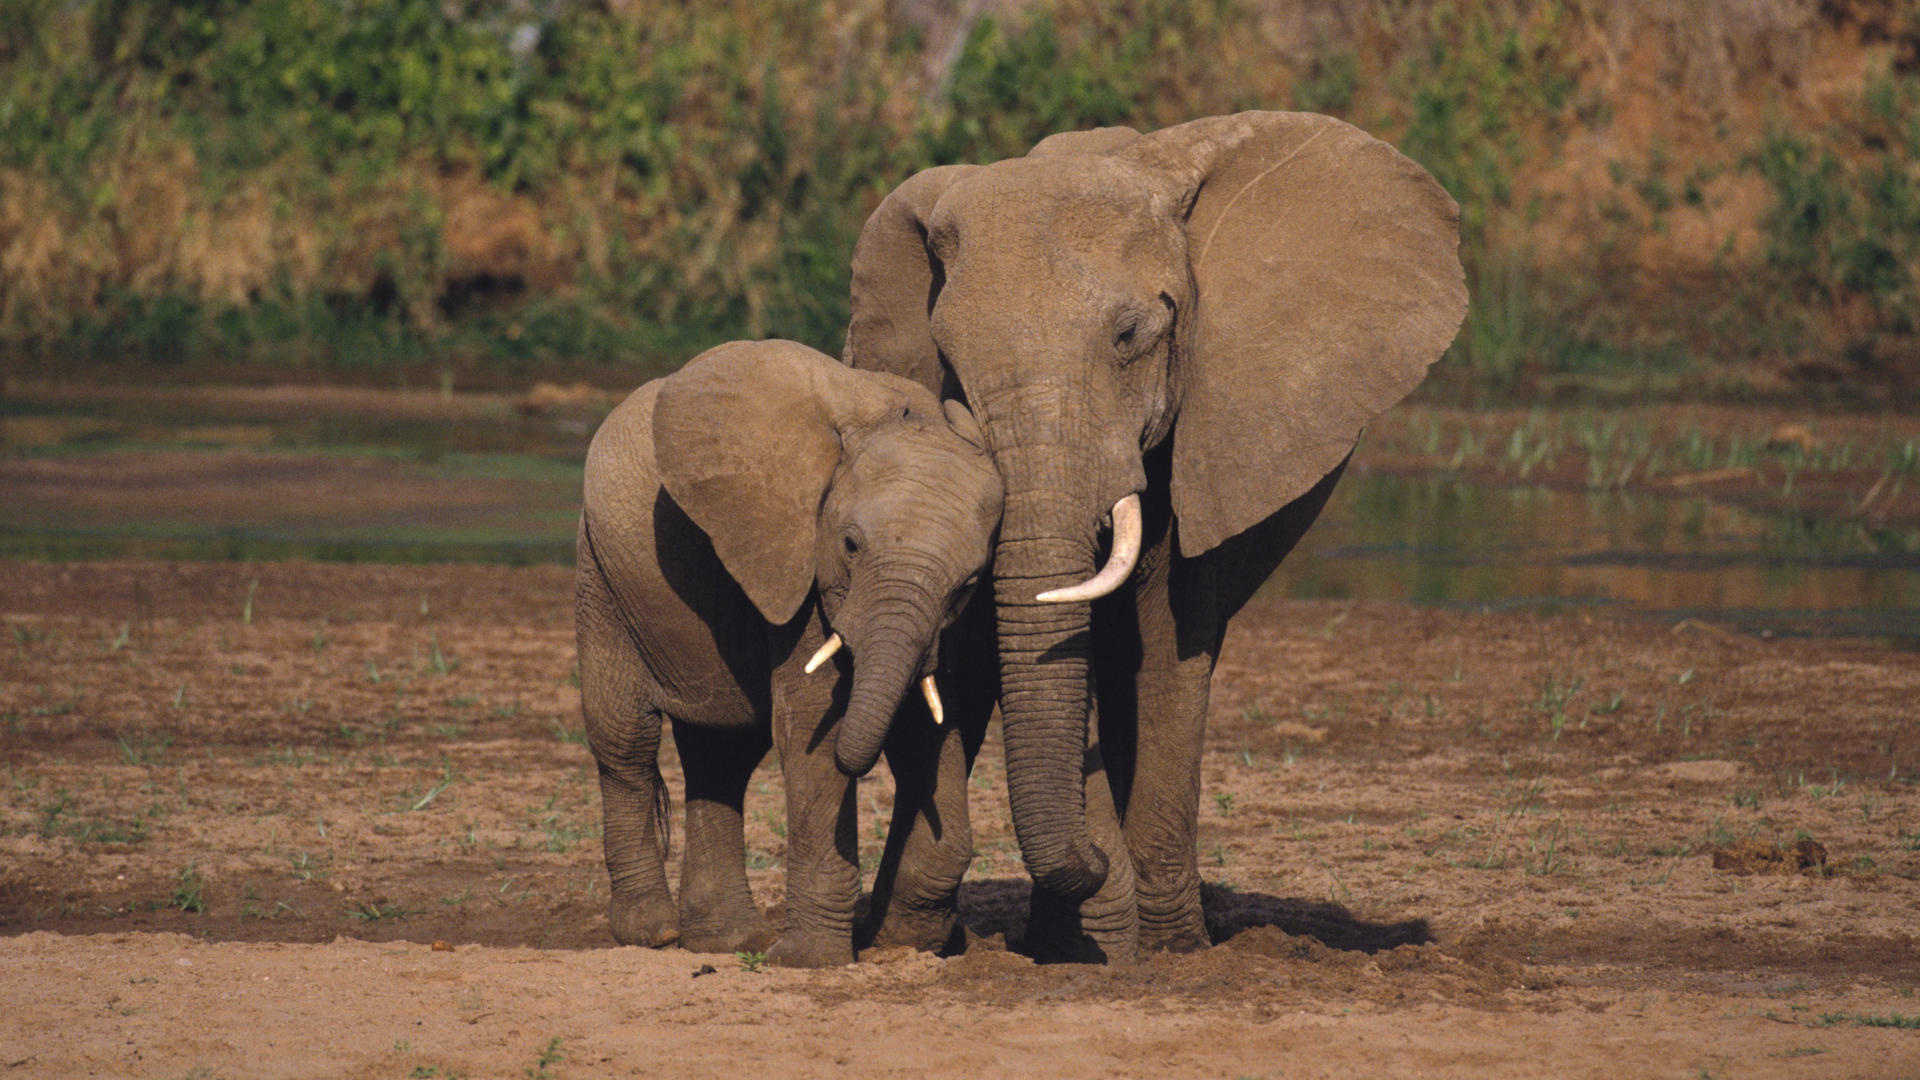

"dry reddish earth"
[2,560,1917,1078]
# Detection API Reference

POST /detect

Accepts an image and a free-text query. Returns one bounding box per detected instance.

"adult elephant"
[838,111,1466,960]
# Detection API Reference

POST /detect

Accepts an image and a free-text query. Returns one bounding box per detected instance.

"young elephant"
[575,339,1002,968]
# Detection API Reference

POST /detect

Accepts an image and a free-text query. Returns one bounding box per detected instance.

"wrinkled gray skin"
[843,111,1467,961]
[575,340,1003,968]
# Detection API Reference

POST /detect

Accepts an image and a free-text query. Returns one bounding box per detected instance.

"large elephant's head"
[653,341,1002,774]
[843,112,1466,900]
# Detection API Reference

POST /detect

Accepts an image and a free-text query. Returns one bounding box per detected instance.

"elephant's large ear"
[844,164,976,393]
[1124,112,1467,557]
[653,341,901,624]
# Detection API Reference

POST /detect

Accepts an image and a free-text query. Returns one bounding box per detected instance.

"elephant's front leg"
[765,633,861,968]
[1104,520,1218,954]
[864,684,988,953]
[1114,639,1217,953]
[1115,464,1347,953]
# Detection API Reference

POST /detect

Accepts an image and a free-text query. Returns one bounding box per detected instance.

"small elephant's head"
[652,340,1002,776]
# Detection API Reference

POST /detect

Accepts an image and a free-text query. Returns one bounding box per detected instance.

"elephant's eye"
[843,534,860,559]
[1114,308,1160,363]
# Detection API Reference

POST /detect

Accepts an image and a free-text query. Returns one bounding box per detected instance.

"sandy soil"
[2,560,1917,1078]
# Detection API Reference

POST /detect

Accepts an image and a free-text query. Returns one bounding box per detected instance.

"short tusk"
[803,633,843,674]
[920,675,945,725]
[1035,493,1142,603]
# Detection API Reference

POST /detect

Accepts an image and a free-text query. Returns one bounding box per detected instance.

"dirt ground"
[2,559,1917,1079]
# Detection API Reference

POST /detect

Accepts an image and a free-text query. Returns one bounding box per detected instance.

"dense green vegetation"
[1,0,1914,397]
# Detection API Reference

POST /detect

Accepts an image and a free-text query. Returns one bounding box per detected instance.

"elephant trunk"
[833,582,945,778]
[992,524,1110,903]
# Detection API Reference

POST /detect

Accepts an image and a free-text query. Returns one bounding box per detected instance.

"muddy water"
[1276,471,1920,642]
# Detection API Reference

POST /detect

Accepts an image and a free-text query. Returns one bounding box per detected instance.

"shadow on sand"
[951,878,1431,958]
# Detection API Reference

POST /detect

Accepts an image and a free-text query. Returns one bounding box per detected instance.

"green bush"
[0,0,1910,394]
[1755,71,1920,342]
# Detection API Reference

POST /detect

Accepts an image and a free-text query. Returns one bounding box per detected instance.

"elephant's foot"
[608,892,680,948]
[676,900,777,956]
[866,899,960,954]
[1138,919,1211,953]
[1138,893,1211,954]
[1022,890,1139,965]
[766,930,855,969]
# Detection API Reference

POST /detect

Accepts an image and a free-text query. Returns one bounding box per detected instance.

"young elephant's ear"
[653,341,902,624]
[844,164,976,394]
[1122,112,1467,557]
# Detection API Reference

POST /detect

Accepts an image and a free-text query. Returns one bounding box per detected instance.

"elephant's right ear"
[653,341,878,625]
[844,164,976,393]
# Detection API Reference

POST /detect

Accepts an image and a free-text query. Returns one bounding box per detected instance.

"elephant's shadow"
[944,879,1432,957]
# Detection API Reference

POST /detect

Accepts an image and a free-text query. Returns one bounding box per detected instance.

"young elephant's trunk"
[832,582,945,777]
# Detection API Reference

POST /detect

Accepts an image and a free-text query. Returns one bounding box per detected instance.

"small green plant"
[116,732,173,766]
[287,850,328,881]
[1213,792,1236,817]
[242,579,259,625]
[171,863,206,913]
[524,1037,566,1079]
[37,789,151,845]
[550,722,589,746]
[409,766,459,812]
[1817,1012,1920,1030]
[735,951,767,973]
[1532,673,1585,739]
[1522,820,1573,877]
[345,901,422,922]
[427,632,456,676]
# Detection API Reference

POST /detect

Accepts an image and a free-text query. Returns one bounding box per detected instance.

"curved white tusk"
[1035,493,1142,603]
[803,633,843,674]
[920,675,945,726]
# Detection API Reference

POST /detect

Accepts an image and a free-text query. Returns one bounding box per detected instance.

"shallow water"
[4,427,1915,641]
[1274,471,1920,643]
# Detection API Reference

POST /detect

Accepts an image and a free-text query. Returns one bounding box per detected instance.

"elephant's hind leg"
[595,753,678,947]
[578,562,678,947]
[671,719,778,955]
